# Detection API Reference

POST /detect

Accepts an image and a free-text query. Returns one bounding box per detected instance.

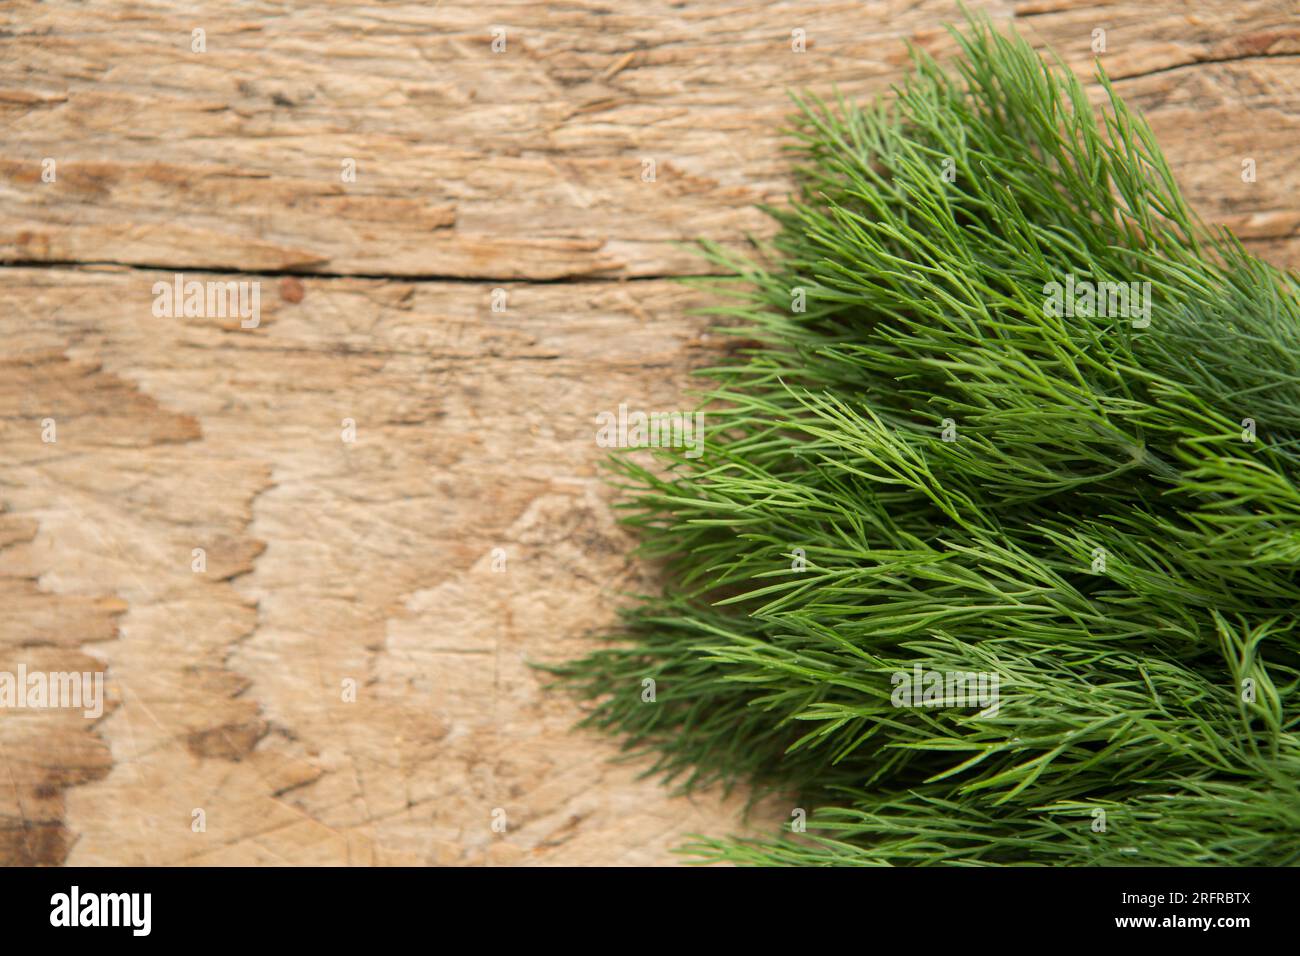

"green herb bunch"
[555,15,1300,865]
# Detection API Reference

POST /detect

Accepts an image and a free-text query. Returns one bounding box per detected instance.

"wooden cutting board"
[2,0,1296,865]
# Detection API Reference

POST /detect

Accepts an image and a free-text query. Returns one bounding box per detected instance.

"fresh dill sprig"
[552,13,1300,866]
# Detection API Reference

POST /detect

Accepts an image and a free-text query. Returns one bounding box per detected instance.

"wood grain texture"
[0,0,1297,865]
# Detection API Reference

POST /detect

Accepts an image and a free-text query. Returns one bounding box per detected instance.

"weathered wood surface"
[1,0,1297,865]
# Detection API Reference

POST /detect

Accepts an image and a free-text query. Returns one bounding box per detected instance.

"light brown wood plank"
[1,0,1297,865]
